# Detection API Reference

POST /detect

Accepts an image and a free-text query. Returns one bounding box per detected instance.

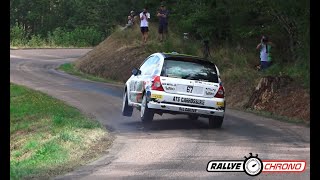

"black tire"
[208,116,224,129]
[122,91,133,117]
[140,93,154,123]
[188,114,199,120]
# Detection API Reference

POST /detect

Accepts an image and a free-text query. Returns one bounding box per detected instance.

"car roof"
[159,52,216,65]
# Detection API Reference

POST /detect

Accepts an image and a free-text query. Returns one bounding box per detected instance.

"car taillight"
[214,85,224,98]
[151,76,164,91]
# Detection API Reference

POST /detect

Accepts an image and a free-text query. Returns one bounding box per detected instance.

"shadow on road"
[114,114,309,146]
[123,117,210,131]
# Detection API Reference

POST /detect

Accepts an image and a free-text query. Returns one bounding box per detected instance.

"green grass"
[58,63,123,85]
[244,108,308,126]
[10,83,112,180]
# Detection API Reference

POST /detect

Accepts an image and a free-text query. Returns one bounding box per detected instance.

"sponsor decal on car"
[179,107,197,113]
[162,83,176,86]
[165,86,176,91]
[205,91,215,95]
[205,87,216,95]
[173,96,205,105]
[151,94,163,100]
[216,102,224,107]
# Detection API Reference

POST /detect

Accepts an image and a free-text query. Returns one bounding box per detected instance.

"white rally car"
[122,52,225,128]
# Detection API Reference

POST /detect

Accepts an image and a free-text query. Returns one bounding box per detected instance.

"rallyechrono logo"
[206,152,306,177]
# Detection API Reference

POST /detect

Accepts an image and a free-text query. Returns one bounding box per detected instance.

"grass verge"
[225,106,309,129]
[243,108,308,126]
[10,83,113,180]
[10,46,93,49]
[58,63,123,85]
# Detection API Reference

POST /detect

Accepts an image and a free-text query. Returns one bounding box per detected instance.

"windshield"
[161,59,219,83]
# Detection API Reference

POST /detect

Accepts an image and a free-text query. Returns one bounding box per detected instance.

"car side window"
[151,60,162,76]
[140,56,160,76]
[139,56,153,75]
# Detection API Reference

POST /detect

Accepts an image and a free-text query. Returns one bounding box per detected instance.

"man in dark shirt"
[157,4,169,42]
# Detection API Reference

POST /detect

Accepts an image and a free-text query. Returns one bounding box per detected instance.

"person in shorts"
[256,35,274,70]
[157,4,169,42]
[140,7,150,44]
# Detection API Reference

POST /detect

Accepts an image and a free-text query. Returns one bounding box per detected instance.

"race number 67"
[187,86,193,93]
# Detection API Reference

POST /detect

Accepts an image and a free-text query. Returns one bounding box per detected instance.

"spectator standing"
[127,10,135,27]
[139,7,150,44]
[157,4,169,42]
[256,35,274,70]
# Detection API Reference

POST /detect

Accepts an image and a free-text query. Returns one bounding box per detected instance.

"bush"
[27,35,46,47]
[48,27,103,47]
[11,26,104,47]
[10,24,28,46]
[49,27,65,46]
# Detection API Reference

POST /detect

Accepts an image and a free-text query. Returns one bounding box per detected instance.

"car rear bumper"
[147,101,225,117]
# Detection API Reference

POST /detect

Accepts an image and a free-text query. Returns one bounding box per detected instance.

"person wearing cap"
[139,7,150,44]
[256,35,274,70]
[157,4,169,42]
[127,10,135,27]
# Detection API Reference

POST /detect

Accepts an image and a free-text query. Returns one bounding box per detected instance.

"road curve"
[10,49,310,180]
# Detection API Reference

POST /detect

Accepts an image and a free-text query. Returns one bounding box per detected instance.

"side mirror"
[132,68,141,76]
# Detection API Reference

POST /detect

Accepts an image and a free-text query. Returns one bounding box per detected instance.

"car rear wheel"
[208,116,223,129]
[188,114,199,120]
[122,90,133,117]
[141,93,154,123]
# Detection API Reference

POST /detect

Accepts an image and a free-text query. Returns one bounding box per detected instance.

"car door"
[129,55,158,103]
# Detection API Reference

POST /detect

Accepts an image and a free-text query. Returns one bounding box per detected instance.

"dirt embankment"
[76,32,149,82]
[245,76,310,121]
[75,30,310,123]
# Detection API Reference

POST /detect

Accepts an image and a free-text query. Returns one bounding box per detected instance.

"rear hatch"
[160,57,220,98]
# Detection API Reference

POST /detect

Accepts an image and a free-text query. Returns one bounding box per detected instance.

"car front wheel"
[208,116,223,129]
[140,93,154,123]
[122,91,133,117]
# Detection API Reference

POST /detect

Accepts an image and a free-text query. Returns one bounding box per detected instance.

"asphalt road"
[10,49,310,180]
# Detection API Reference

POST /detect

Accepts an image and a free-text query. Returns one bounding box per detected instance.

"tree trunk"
[245,76,293,110]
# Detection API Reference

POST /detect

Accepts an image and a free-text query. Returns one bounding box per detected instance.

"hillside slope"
[75,24,310,123]
[76,25,149,82]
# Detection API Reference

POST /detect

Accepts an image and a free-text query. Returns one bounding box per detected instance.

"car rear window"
[161,58,219,83]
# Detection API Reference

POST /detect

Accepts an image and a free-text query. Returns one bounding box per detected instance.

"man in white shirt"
[256,35,274,70]
[140,7,150,44]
